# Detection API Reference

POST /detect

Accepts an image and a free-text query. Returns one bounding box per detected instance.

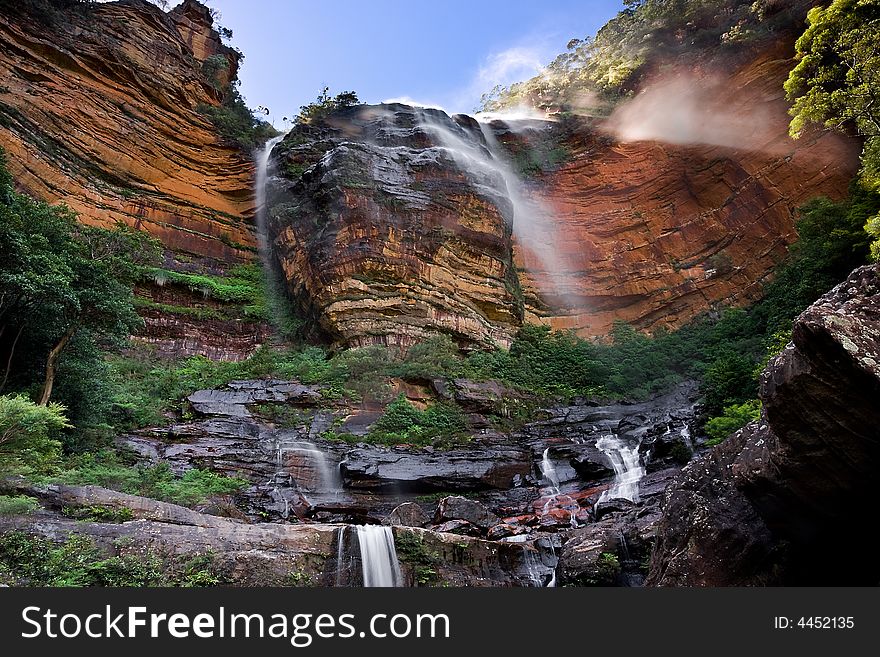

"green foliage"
[483,0,805,111]
[56,453,247,508]
[295,87,360,124]
[0,149,161,413]
[198,85,279,152]
[201,54,229,91]
[62,504,133,523]
[0,531,226,587]
[394,531,441,586]
[785,0,880,257]
[596,552,621,583]
[705,399,762,445]
[387,335,466,381]
[0,495,40,516]
[367,395,469,447]
[0,395,70,472]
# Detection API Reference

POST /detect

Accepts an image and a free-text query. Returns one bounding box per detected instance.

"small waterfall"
[275,437,342,494]
[335,526,350,587]
[680,423,693,451]
[255,134,285,253]
[540,447,561,493]
[356,525,403,588]
[596,434,646,503]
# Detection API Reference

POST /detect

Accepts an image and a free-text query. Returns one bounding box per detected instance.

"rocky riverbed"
[2,375,700,587]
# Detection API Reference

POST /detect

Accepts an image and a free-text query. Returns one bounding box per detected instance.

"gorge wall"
[265,41,859,348]
[0,0,268,359]
[524,43,860,336]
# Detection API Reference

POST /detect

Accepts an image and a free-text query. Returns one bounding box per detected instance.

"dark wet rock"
[433,519,481,536]
[434,496,498,529]
[649,264,880,586]
[431,378,522,415]
[188,380,323,417]
[487,522,530,540]
[594,498,636,520]
[386,502,429,528]
[569,446,615,482]
[557,524,624,586]
[340,445,532,493]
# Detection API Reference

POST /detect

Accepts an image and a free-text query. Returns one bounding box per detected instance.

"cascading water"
[356,525,403,588]
[275,437,342,493]
[335,526,350,587]
[417,113,568,300]
[254,134,285,256]
[539,447,579,528]
[595,434,646,503]
[540,447,561,493]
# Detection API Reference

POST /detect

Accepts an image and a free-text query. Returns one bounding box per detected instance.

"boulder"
[340,445,532,493]
[649,264,880,585]
[434,496,498,529]
[386,502,429,528]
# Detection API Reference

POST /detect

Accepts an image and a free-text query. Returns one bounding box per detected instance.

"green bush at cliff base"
[365,395,469,448]
[55,452,247,508]
[0,531,226,587]
[704,400,762,445]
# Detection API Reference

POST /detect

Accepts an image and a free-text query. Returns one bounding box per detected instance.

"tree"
[0,394,70,471]
[0,149,161,406]
[785,0,880,257]
[295,87,360,124]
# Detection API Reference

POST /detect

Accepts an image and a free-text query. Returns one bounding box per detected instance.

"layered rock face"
[103,376,697,586]
[265,43,857,347]
[648,264,880,585]
[265,104,523,349]
[0,0,254,264]
[521,45,860,335]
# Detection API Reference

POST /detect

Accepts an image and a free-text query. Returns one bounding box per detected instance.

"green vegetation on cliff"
[784,0,880,258]
[481,0,809,111]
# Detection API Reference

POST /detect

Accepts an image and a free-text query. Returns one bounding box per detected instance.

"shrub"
[198,85,279,152]
[367,395,469,447]
[0,495,40,516]
[0,531,226,587]
[0,395,70,472]
[56,453,247,508]
[705,400,762,445]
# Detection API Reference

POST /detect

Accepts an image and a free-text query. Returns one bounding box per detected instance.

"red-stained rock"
[0,0,255,265]
[521,45,860,336]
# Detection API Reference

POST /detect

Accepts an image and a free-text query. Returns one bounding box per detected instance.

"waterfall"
[255,134,284,250]
[356,525,403,588]
[335,526,349,587]
[416,112,568,300]
[275,437,342,494]
[596,434,646,503]
[540,447,561,493]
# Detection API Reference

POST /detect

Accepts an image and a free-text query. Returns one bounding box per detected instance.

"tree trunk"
[38,326,76,406]
[0,324,24,394]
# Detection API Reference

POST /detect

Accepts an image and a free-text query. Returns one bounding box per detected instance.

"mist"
[603,72,790,154]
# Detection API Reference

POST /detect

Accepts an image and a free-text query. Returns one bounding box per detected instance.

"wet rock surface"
[649,264,880,585]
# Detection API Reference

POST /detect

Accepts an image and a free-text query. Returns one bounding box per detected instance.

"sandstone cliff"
[648,263,880,585]
[524,44,860,336]
[0,0,254,263]
[265,40,858,348]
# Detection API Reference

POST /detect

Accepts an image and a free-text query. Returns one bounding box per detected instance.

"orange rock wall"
[521,49,860,336]
[0,0,255,265]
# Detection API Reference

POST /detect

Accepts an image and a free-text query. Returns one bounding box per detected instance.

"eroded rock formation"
[648,263,880,586]
[265,104,524,348]
[522,45,860,336]
[0,0,255,263]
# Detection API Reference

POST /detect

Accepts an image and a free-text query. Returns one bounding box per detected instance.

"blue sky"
[179,1,624,126]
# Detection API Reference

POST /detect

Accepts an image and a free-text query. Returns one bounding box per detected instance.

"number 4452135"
[774,617,854,629]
